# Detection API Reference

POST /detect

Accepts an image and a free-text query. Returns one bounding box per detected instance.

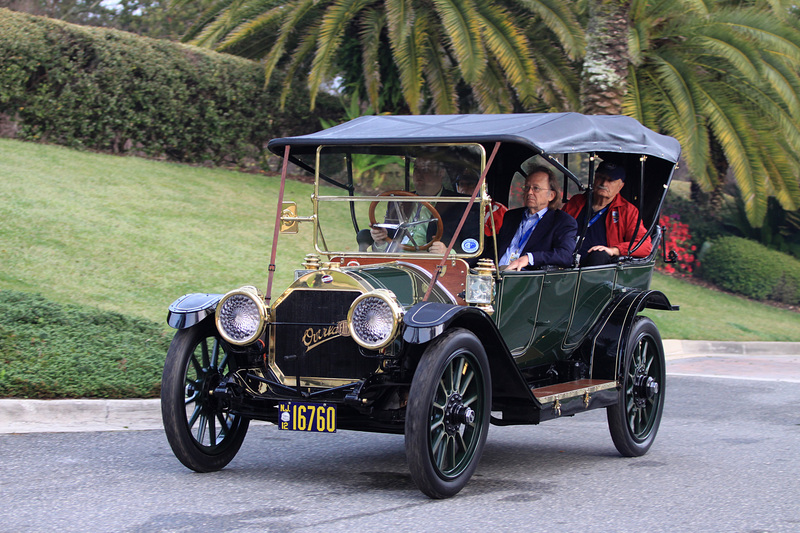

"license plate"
[277,401,337,433]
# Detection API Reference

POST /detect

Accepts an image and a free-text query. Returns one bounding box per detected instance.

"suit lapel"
[522,209,553,253]
[498,208,526,253]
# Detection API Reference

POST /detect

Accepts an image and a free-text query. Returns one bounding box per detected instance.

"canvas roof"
[268,113,682,163]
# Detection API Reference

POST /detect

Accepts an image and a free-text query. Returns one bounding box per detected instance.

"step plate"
[532,379,617,404]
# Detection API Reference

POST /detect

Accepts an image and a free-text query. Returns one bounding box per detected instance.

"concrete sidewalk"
[2,340,799,434]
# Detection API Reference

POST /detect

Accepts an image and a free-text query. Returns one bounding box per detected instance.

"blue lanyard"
[515,214,539,249]
[588,207,608,227]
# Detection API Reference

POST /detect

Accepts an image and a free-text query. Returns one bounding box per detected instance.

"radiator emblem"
[302,320,350,352]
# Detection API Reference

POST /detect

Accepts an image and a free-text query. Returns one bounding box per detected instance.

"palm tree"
[580,0,631,115]
[182,0,800,225]
[618,0,800,224]
[176,0,584,114]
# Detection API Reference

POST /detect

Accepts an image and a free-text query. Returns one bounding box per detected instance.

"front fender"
[166,293,222,329]
[403,302,540,422]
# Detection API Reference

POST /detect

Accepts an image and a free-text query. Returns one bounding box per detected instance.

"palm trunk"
[691,134,727,214]
[581,0,631,115]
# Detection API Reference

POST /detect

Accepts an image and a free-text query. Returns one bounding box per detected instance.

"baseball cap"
[596,161,626,181]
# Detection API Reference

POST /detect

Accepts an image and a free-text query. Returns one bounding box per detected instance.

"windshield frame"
[310,143,489,259]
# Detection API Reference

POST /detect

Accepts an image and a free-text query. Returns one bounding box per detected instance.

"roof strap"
[266,144,291,305]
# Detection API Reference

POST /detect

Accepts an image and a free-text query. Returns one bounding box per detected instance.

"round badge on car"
[461,238,479,253]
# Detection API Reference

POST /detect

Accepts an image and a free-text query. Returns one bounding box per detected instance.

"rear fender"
[583,290,674,380]
[403,302,539,420]
[167,293,222,329]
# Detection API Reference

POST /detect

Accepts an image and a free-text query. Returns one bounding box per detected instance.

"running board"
[532,379,617,404]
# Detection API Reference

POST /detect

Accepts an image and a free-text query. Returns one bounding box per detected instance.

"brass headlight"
[215,286,268,345]
[465,259,496,313]
[347,290,404,350]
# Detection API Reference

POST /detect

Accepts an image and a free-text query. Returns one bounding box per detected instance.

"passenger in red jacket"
[563,161,652,266]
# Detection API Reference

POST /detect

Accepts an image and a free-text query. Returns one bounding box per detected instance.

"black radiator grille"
[273,289,378,380]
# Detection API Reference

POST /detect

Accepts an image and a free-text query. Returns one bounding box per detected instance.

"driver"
[370,158,480,254]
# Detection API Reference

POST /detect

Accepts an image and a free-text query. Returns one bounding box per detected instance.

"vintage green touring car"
[161,113,681,498]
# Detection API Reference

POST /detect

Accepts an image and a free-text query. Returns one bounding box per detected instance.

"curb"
[663,340,800,359]
[2,340,800,434]
[0,398,162,434]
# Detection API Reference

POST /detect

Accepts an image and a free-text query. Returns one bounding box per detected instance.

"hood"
[278,263,456,309]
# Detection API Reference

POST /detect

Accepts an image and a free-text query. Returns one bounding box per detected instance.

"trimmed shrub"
[0,290,172,398]
[702,236,800,304]
[0,8,340,167]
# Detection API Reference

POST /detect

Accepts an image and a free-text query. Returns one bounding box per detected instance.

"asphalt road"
[1,365,799,532]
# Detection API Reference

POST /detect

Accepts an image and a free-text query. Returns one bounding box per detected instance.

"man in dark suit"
[490,166,577,270]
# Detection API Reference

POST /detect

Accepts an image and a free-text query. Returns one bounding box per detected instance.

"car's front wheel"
[405,328,491,499]
[607,316,665,457]
[161,322,249,472]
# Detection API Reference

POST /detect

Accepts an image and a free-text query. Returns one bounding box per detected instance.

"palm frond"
[695,32,762,81]
[431,0,485,84]
[528,34,580,110]
[421,29,459,114]
[471,58,514,113]
[215,5,285,55]
[650,51,712,187]
[386,0,426,113]
[359,8,386,111]
[512,0,585,58]
[714,8,800,62]
[180,0,236,43]
[699,86,767,223]
[308,0,377,102]
[279,25,320,109]
[476,3,538,106]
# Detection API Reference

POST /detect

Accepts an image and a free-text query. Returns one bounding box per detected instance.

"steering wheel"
[368,190,444,251]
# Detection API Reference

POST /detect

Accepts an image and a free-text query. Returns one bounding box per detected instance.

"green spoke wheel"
[405,328,491,499]
[161,322,249,472]
[607,317,665,457]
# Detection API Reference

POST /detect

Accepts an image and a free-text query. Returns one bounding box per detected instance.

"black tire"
[607,316,665,457]
[405,328,491,499]
[161,322,249,472]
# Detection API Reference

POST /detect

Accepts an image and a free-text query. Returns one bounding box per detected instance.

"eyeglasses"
[522,185,551,193]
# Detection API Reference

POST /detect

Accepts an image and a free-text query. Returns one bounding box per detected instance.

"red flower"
[656,215,697,277]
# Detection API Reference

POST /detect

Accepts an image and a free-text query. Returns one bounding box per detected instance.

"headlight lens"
[465,272,494,304]
[348,290,403,350]
[215,286,268,345]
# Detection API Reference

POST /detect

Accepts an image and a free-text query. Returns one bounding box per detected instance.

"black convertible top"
[268,113,681,163]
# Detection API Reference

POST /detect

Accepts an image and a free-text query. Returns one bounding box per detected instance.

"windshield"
[310,144,487,257]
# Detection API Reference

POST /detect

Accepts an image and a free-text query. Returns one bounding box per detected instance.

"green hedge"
[0,8,339,167]
[702,236,800,304]
[0,290,172,398]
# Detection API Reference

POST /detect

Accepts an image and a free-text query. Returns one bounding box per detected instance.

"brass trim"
[215,286,269,346]
[279,202,299,233]
[535,380,617,404]
[311,143,489,259]
[347,289,404,350]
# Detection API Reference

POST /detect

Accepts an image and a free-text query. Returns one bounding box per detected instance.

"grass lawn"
[1,138,317,325]
[2,138,798,341]
[647,273,800,341]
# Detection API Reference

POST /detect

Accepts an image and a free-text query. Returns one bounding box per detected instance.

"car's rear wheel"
[161,322,249,472]
[405,328,491,499]
[607,316,665,456]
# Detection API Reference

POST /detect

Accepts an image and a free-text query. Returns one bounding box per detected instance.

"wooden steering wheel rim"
[368,190,444,251]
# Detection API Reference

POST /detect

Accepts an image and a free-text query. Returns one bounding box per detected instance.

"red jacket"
[563,192,652,258]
